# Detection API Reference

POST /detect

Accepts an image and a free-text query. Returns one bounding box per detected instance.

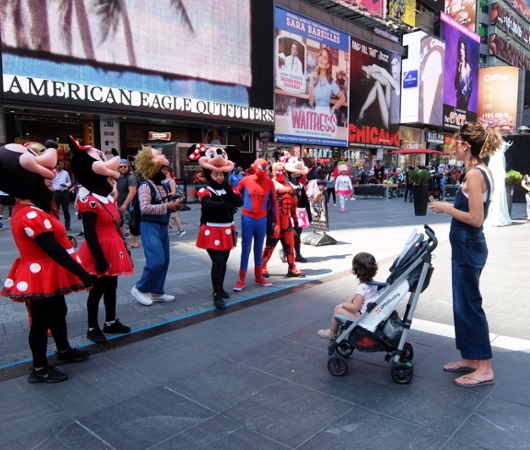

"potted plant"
[408,170,432,216]
[505,170,522,216]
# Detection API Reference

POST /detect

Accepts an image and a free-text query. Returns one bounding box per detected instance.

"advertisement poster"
[348,37,401,149]
[1,0,274,124]
[444,0,476,32]
[100,119,120,157]
[274,8,350,147]
[477,66,519,134]
[343,0,385,17]
[440,12,480,130]
[387,0,416,27]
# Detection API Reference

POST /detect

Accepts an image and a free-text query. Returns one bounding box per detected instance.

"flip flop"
[443,362,475,373]
[127,244,139,249]
[455,376,495,388]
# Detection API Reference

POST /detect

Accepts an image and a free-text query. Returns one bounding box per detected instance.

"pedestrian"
[188,143,242,309]
[229,167,244,189]
[521,167,530,221]
[429,123,501,388]
[161,166,186,236]
[404,166,414,202]
[0,188,14,219]
[69,137,134,343]
[130,146,182,306]
[116,159,140,248]
[334,164,353,212]
[0,141,92,383]
[52,160,72,230]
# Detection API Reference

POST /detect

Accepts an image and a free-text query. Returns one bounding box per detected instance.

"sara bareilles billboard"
[440,12,480,130]
[274,8,350,146]
[1,0,274,125]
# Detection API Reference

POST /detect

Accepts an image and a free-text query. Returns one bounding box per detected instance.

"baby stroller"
[327,224,438,384]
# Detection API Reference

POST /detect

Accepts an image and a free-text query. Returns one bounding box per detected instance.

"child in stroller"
[322,225,437,383]
[317,252,379,340]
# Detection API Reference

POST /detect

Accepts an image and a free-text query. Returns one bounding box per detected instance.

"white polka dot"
[199,188,205,193]
[76,256,82,264]
[26,211,38,219]
[214,240,221,246]
[44,220,52,229]
[17,281,28,292]
[225,229,232,235]
[4,278,14,288]
[119,252,124,258]
[24,227,35,237]
[30,263,41,273]
[204,229,210,236]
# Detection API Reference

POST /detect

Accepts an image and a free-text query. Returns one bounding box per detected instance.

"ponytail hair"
[456,123,503,161]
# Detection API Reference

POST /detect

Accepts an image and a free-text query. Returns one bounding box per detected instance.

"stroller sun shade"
[386,229,428,285]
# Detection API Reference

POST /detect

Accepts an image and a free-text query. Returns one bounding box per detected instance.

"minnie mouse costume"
[188,143,243,309]
[69,137,134,343]
[0,142,92,382]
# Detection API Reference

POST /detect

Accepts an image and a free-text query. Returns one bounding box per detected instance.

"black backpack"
[128,181,169,235]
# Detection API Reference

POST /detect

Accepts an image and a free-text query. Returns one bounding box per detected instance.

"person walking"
[334,164,353,212]
[522,167,530,221]
[161,166,186,236]
[116,159,140,248]
[429,123,501,388]
[52,160,72,230]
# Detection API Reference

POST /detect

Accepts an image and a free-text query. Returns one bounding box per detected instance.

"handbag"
[296,208,310,228]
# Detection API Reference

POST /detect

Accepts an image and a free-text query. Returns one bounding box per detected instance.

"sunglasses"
[119,165,128,168]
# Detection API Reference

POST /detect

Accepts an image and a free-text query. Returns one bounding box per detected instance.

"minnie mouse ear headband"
[284,156,309,175]
[187,143,240,172]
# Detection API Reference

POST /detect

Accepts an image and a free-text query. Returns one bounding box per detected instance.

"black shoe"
[295,255,307,263]
[55,347,90,365]
[103,318,131,334]
[220,289,230,299]
[286,270,305,278]
[65,227,72,231]
[87,327,108,343]
[213,294,226,309]
[28,366,69,384]
[77,232,84,237]
[262,271,270,278]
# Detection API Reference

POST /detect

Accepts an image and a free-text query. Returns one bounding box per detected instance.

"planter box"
[413,185,429,216]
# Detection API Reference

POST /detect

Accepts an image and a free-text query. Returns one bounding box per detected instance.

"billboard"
[1,0,274,125]
[477,66,519,134]
[348,37,401,149]
[444,0,476,32]
[343,0,386,17]
[401,31,445,126]
[440,12,480,130]
[274,8,350,146]
[388,0,416,27]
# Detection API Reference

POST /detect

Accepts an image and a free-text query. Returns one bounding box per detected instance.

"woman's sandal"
[127,243,139,249]
[317,329,337,340]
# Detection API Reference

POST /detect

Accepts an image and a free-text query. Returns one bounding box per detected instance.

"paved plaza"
[0,197,529,449]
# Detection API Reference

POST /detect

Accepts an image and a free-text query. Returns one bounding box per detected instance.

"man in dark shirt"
[116,159,139,247]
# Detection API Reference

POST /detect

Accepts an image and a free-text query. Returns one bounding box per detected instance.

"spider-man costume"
[233,158,279,291]
[262,163,304,277]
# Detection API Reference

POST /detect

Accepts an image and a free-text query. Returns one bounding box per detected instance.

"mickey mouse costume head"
[187,143,236,173]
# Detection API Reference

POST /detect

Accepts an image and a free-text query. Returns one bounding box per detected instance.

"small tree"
[408,170,432,185]
[505,170,523,186]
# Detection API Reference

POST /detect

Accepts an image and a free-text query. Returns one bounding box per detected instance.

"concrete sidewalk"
[0,199,529,449]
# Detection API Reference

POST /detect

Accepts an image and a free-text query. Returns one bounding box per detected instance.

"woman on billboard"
[455,35,473,111]
[358,58,401,130]
[308,47,346,115]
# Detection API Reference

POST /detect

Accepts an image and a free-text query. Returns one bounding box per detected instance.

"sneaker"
[131,285,153,306]
[28,366,69,384]
[77,231,84,237]
[213,293,226,309]
[56,347,90,365]
[150,293,175,302]
[176,230,186,237]
[220,289,230,299]
[123,232,131,238]
[65,227,72,231]
[351,197,356,201]
[87,327,108,343]
[317,329,337,340]
[286,270,305,278]
[0,223,4,231]
[295,255,307,263]
[103,318,131,334]
[0,214,3,219]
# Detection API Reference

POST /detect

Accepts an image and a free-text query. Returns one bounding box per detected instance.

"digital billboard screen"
[343,0,385,18]
[1,0,274,125]
[401,31,445,126]
[348,37,401,149]
[274,7,350,146]
[444,0,476,32]
[478,66,519,134]
[440,12,480,130]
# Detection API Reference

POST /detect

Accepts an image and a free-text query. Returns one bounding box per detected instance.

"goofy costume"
[69,137,134,344]
[188,143,243,309]
[262,162,304,278]
[233,158,280,291]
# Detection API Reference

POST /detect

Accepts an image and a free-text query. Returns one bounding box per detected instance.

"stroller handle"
[423,224,438,252]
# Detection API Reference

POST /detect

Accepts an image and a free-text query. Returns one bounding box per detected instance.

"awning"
[388,149,450,155]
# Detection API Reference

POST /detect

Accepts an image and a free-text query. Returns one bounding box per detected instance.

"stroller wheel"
[401,342,414,363]
[327,356,348,377]
[336,342,354,358]
[391,362,413,384]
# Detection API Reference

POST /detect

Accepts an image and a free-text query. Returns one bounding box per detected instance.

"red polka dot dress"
[76,194,134,276]
[1,203,86,301]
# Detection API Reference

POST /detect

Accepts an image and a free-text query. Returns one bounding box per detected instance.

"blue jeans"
[240,215,267,270]
[136,220,170,294]
[450,225,492,360]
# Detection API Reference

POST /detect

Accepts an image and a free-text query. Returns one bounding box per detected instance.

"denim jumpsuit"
[449,167,492,360]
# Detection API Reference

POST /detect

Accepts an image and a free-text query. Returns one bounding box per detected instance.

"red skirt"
[196,223,236,251]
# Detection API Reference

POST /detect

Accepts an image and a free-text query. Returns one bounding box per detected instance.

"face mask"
[253,159,268,179]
